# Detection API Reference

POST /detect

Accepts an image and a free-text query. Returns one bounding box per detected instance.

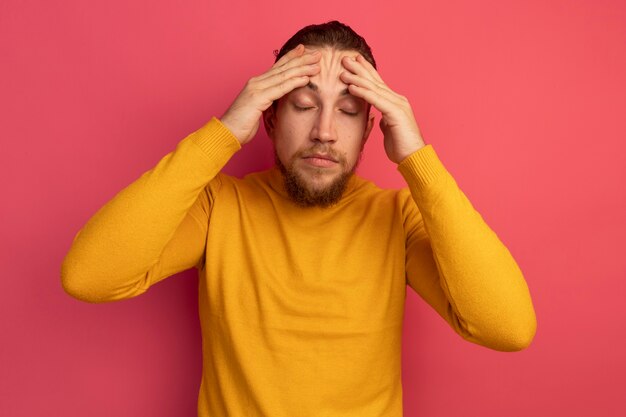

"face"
[264,46,375,207]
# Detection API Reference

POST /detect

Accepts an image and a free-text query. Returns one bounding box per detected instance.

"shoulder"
[350,175,416,214]
[352,175,410,202]
[204,169,277,200]
[359,178,422,224]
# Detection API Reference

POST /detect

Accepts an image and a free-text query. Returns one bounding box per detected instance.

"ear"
[360,111,375,150]
[262,103,278,140]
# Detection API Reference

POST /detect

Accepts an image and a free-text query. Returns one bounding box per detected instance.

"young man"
[62,21,536,417]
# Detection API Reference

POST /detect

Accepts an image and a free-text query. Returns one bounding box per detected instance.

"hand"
[340,55,426,164]
[219,44,322,144]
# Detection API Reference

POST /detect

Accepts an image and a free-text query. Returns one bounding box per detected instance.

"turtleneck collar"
[264,164,366,208]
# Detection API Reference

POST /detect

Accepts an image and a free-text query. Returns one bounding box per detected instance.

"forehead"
[303,45,359,63]
[291,46,361,98]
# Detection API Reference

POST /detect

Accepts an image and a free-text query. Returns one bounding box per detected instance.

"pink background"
[1,0,625,415]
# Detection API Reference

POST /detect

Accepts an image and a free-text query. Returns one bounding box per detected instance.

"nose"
[310,107,337,144]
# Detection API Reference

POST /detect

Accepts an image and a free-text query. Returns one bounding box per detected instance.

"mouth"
[301,153,339,168]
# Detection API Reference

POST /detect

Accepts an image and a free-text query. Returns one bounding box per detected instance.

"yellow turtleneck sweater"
[61,117,536,417]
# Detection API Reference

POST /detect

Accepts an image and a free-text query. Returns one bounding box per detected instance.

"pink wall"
[1,0,625,415]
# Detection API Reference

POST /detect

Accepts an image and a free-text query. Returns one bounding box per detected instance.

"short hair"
[274,20,376,69]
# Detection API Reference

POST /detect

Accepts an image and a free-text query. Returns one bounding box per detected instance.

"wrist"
[218,115,243,144]
[395,138,427,164]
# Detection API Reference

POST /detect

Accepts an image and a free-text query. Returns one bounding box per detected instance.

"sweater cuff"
[188,117,241,165]
[397,144,448,192]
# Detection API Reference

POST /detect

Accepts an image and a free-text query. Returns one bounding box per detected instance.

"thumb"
[379,118,390,134]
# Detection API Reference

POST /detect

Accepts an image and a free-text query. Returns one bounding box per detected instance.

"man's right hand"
[219,44,321,144]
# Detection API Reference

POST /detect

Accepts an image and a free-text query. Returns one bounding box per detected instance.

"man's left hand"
[340,55,426,164]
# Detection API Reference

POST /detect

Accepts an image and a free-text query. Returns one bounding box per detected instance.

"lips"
[302,153,338,163]
[301,153,339,168]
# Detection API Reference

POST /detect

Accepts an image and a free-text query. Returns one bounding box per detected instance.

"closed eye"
[293,105,358,116]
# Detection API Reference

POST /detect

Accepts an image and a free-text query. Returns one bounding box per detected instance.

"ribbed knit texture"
[61,121,536,417]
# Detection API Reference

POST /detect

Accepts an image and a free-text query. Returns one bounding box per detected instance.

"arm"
[61,44,322,303]
[340,54,535,351]
[61,118,240,302]
[399,145,536,351]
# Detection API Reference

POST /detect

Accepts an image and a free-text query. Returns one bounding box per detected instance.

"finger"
[272,43,305,68]
[340,70,401,105]
[257,63,320,90]
[257,50,321,82]
[341,71,404,115]
[342,55,386,87]
[262,75,312,106]
[280,50,322,71]
[346,83,397,115]
[355,54,385,84]
[341,56,379,85]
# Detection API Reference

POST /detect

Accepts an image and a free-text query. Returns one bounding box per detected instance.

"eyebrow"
[306,81,350,96]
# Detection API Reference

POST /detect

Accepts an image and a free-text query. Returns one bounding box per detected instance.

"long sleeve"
[398,145,536,351]
[61,117,241,303]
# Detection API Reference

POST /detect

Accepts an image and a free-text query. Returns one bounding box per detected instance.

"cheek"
[273,125,306,161]
[275,105,314,134]
[338,120,367,146]
[347,139,365,160]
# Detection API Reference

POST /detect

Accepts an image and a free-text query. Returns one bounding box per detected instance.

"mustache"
[296,145,346,163]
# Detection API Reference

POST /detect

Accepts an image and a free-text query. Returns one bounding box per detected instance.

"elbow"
[460,308,537,352]
[60,234,102,303]
[502,319,536,351]
[505,299,538,351]
[60,257,108,303]
[478,289,538,352]
[61,279,94,303]
[61,267,99,303]
[61,256,149,303]
[515,312,538,351]
[491,310,537,352]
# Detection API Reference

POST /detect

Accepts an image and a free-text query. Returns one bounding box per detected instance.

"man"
[61,21,536,417]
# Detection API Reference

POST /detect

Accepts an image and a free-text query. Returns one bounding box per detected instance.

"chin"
[278,162,351,208]
[297,167,341,189]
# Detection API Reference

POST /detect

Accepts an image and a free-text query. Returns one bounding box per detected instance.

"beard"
[275,145,362,208]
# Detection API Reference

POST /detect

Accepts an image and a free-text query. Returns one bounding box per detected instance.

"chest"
[202,190,408,329]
